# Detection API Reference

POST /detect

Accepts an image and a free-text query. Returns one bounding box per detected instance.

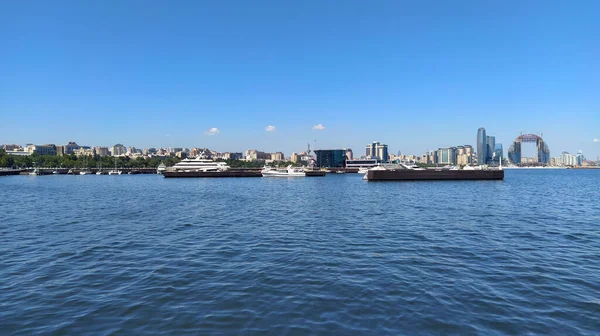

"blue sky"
[1,1,599,158]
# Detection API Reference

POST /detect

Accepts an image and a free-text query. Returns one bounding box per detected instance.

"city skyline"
[1,1,599,157]
[3,127,597,164]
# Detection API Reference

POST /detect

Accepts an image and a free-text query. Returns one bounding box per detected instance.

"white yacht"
[156,162,167,174]
[261,165,305,177]
[171,156,229,172]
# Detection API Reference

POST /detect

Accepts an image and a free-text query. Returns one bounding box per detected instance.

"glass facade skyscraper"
[436,147,457,165]
[314,149,346,168]
[495,143,503,162]
[477,128,487,165]
[486,136,495,162]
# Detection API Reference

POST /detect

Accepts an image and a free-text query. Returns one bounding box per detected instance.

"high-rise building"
[365,141,388,162]
[486,136,496,162]
[315,149,346,168]
[366,142,375,157]
[55,145,65,156]
[95,147,110,157]
[561,151,577,166]
[244,150,269,161]
[376,144,389,162]
[345,148,353,160]
[477,128,487,165]
[111,144,126,156]
[290,153,299,163]
[456,146,473,166]
[577,151,585,166]
[65,141,80,155]
[271,152,285,161]
[437,147,457,165]
[495,143,503,162]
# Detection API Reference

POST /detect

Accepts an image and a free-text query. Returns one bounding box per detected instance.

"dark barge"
[366,167,504,181]
[0,169,24,176]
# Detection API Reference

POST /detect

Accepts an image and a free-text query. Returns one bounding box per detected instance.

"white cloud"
[593,138,599,143]
[265,125,276,132]
[312,123,326,131]
[205,127,220,136]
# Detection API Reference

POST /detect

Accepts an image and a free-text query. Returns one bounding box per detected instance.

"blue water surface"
[1,170,599,335]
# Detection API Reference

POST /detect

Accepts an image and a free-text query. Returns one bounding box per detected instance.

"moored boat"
[261,165,305,177]
[366,163,504,181]
[156,162,167,174]
[171,156,229,172]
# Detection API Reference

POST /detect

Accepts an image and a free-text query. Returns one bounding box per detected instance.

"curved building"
[477,128,487,165]
[508,134,550,165]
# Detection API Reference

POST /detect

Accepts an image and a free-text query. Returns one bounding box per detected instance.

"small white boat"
[261,165,305,177]
[52,170,59,174]
[335,171,346,174]
[109,157,122,175]
[80,170,91,175]
[156,162,167,174]
[29,168,40,176]
[96,171,102,175]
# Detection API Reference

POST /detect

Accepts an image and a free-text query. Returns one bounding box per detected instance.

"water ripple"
[1,171,599,335]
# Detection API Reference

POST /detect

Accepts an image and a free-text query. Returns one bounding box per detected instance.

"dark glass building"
[494,143,503,162]
[486,135,495,162]
[314,149,346,168]
[477,128,487,165]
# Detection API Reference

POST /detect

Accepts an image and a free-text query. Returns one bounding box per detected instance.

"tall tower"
[477,128,487,165]
[486,136,496,162]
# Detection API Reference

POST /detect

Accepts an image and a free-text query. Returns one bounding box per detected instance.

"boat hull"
[163,170,262,178]
[366,169,504,181]
[0,169,23,176]
[261,172,305,177]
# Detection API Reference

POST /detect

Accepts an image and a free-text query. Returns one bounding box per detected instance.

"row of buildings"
[4,132,596,168]
[2,142,216,159]
[551,151,587,167]
[3,142,133,157]
[1,142,302,164]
